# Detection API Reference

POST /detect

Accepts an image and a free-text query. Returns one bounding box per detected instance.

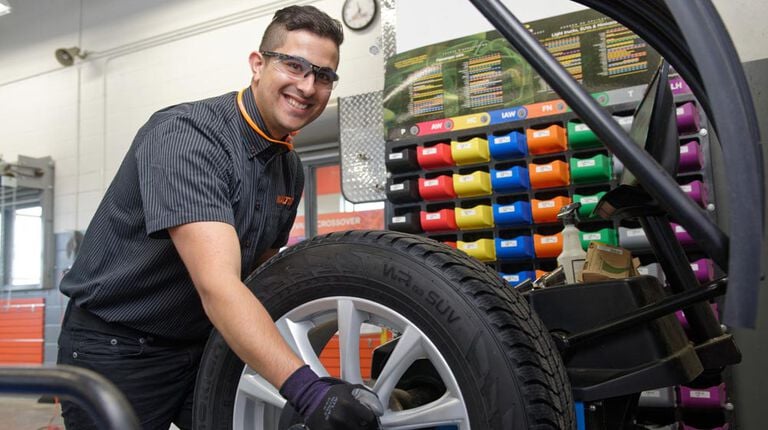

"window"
[9,206,43,286]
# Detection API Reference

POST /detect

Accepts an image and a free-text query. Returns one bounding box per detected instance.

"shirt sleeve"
[271,155,305,248]
[136,115,235,239]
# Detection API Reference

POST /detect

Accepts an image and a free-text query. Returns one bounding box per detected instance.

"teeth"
[286,97,309,110]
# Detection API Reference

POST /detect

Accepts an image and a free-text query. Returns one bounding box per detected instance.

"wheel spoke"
[237,372,286,408]
[371,326,426,402]
[337,299,365,384]
[276,318,329,376]
[379,393,466,429]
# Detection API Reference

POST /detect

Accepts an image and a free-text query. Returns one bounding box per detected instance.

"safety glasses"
[260,51,339,90]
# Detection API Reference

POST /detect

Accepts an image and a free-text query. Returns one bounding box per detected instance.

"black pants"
[57,302,207,430]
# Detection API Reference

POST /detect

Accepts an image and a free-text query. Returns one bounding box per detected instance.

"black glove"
[304,378,383,430]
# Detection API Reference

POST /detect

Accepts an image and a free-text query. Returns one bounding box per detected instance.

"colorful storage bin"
[386,148,420,173]
[614,114,634,132]
[531,196,572,224]
[573,191,606,220]
[679,384,726,409]
[500,270,537,287]
[567,120,602,149]
[453,171,492,197]
[676,101,701,135]
[529,160,570,189]
[417,143,454,170]
[534,233,563,258]
[451,137,490,165]
[457,238,496,262]
[489,130,527,160]
[671,223,695,247]
[420,209,457,232]
[386,178,420,204]
[493,201,532,226]
[527,124,568,155]
[490,167,530,193]
[455,205,494,230]
[495,236,535,260]
[637,263,665,284]
[690,258,715,284]
[681,180,708,207]
[638,387,677,408]
[418,176,456,201]
[579,228,618,250]
[388,213,422,234]
[619,227,651,251]
[679,140,704,172]
[570,154,613,184]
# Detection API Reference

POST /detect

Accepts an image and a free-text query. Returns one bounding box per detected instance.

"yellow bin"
[453,171,492,197]
[457,238,496,262]
[455,204,494,230]
[451,137,490,166]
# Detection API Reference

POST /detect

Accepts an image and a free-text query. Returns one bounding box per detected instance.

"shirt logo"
[276,195,294,206]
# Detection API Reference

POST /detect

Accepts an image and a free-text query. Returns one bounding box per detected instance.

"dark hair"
[260,5,344,51]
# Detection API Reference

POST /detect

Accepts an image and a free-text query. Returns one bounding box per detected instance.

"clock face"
[342,0,377,31]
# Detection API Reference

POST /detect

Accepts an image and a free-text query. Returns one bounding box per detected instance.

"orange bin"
[531,196,572,224]
[529,160,570,189]
[534,233,563,258]
[526,124,567,155]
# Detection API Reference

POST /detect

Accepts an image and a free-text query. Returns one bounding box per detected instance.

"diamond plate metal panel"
[339,92,387,203]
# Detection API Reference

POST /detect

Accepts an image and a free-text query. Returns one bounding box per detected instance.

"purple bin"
[679,383,726,409]
[676,102,701,135]
[679,140,704,173]
[683,425,729,430]
[681,180,708,207]
[676,303,719,331]
[671,223,695,247]
[690,258,715,283]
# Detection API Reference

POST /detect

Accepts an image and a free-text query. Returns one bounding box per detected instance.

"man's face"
[250,30,339,139]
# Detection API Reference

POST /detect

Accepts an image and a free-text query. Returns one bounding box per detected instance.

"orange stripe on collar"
[236,88,294,151]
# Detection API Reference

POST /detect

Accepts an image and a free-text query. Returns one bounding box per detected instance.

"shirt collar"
[238,86,289,160]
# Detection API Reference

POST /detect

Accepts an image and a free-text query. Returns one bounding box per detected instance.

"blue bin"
[489,130,527,160]
[490,167,530,193]
[495,236,535,260]
[499,270,537,287]
[493,201,532,226]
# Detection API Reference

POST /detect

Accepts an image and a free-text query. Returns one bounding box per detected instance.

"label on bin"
[389,152,404,160]
[457,142,472,150]
[689,390,711,399]
[616,116,633,126]
[423,147,438,155]
[538,201,555,208]
[691,263,700,271]
[675,225,686,233]
[496,170,513,178]
[426,213,442,220]
[641,390,662,398]
[680,145,690,154]
[424,179,439,187]
[577,159,596,168]
[581,196,599,204]
[461,209,477,216]
[459,175,473,183]
[494,136,511,144]
[500,240,518,248]
[676,107,685,115]
[503,275,519,282]
[533,130,551,138]
[390,183,405,191]
[584,233,601,240]
[392,216,406,223]
[574,123,591,132]
[627,229,645,237]
[637,267,650,275]
[499,205,516,213]
[681,185,692,192]
[535,165,553,173]
[541,236,559,244]
[463,243,479,250]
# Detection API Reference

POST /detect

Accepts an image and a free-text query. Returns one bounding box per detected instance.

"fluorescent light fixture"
[0,0,11,17]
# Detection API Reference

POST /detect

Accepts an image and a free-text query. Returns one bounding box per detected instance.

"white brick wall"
[0,0,384,233]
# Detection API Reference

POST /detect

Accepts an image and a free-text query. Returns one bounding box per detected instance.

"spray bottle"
[557,202,587,284]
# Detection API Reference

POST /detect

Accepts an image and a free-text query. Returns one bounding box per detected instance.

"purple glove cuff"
[279,365,332,416]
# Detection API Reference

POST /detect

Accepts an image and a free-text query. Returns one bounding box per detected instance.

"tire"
[193,230,575,429]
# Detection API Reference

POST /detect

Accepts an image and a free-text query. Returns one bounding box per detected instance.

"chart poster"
[383,8,660,140]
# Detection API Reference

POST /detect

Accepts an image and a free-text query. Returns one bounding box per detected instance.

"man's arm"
[169,221,303,388]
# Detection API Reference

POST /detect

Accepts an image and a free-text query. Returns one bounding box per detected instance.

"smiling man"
[57,6,383,430]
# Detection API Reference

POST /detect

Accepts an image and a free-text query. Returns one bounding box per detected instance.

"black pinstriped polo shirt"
[60,86,304,341]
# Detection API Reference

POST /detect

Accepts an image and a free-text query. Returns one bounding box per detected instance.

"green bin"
[567,120,602,149]
[579,228,618,251]
[570,154,612,184]
[573,191,607,220]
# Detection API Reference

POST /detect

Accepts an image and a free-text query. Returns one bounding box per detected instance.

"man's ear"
[249,51,265,82]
